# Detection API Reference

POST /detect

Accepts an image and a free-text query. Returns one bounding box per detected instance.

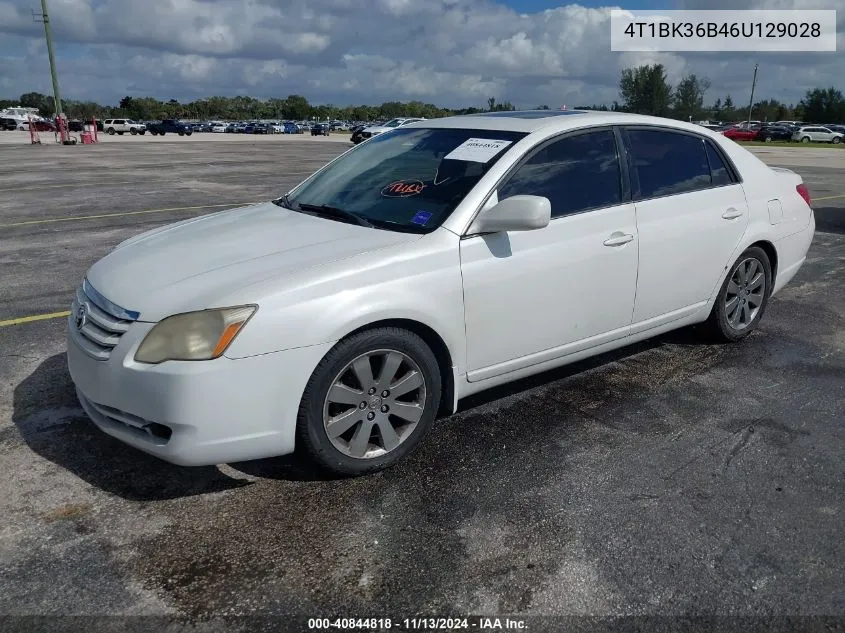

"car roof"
[404,109,724,135]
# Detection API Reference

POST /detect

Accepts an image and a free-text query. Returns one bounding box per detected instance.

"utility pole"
[746,63,758,127]
[34,0,63,119]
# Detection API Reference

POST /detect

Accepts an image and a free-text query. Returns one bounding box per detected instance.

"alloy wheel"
[322,349,427,459]
[725,257,766,330]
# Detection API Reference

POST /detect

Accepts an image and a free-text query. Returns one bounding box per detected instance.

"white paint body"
[67,112,816,466]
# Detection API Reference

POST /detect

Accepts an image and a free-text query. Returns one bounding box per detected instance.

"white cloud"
[0,0,842,108]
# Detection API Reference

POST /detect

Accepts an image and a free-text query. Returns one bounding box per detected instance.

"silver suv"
[103,119,147,135]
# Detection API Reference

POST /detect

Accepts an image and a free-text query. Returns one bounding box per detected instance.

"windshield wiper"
[295,202,374,228]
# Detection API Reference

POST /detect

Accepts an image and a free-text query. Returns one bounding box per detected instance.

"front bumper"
[67,317,333,466]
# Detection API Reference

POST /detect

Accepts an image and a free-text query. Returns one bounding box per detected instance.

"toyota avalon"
[67,110,815,476]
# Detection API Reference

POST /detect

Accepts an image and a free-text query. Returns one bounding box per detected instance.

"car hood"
[85,201,422,322]
[364,126,393,134]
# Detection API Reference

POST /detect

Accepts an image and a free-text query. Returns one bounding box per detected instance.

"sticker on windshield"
[411,210,433,225]
[382,180,426,197]
[444,138,513,163]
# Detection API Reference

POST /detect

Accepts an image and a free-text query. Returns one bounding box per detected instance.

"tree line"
[3,65,843,124]
[617,63,845,123]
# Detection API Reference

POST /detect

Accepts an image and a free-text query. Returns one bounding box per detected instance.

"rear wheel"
[107,128,115,135]
[130,128,137,135]
[764,135,772,142]
[801,136,810,143]
[178,131,184,136]
[297,327,442,476]
[186,130,192,136]
[705,246,772,342]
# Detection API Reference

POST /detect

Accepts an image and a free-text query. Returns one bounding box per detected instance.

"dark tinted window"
[627,129,711,199]
[705,142,733,186]
[498,130,622,217]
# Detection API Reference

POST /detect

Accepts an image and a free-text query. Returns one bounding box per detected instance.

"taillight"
[796,184,812,207]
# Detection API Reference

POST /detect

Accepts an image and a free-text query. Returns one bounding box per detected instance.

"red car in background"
[721,126,758,141]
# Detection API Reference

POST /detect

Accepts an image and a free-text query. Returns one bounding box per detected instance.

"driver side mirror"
[468,195,551,234]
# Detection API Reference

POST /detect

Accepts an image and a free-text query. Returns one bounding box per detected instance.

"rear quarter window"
[626,128,711,199]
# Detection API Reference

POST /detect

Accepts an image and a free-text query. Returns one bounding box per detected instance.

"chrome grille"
[70,284,133,360]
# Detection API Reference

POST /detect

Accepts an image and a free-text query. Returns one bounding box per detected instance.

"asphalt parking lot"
[1,137,843,631]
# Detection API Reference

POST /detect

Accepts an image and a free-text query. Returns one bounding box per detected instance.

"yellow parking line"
[0,311,71,328]
[814,193,845,201]
[0,201,259,229]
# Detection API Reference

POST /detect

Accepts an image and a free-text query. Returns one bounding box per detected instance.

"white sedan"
[67,111,815,475]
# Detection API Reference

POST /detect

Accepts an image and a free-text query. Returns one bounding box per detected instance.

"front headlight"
[134,305,256,364]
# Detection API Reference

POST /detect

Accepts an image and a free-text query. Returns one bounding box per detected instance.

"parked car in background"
[147,119,192,136]
[355,117,426,143]
[754,125,794,142]
[103,119,147,135]
[0,118,18,131]
[283,121,300,134]
[791,125,844,144]
[66,111,815,475]
[252,123,271,134]
[211,122,228,133]
[311,123,330,136]
[824,124,845,134]
[349,124,367,144]
[721,126,758,142]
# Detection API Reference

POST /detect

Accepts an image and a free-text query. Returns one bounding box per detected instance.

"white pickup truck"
[103,119,147,135]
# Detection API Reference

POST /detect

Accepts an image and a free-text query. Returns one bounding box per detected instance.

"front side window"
[283,127,527,232]
[627,128,711,199]
[498,129,623,218]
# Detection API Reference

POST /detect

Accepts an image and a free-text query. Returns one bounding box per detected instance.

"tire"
[801,136,810,143]
[764,136,772,142]
[186,131,192,136]
[297,327,442,476]
[130,128,137,135]
[159,131,165,136]
[833,137,841,144]
[107,128,115,135]
[705,246,772,343]
[178,131,184,136]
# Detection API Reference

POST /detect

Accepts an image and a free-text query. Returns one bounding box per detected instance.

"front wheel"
[833,137,841,144]
[130,129,137,135]
[705,246,772,342]
[107,128,115,135]
[297,327,442,476]
[801,136,810,143]
[186,131,192,136]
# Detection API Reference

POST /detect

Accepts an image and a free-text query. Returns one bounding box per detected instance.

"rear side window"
[705,142,734,186]
[498,130,622,218]
[627,129,711,199]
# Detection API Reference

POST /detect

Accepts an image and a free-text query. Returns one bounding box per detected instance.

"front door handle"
[603,232,635,247]
[722,208,744,220]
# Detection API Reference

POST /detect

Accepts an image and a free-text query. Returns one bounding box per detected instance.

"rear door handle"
[603,232,635,247]
[722,208,744,220]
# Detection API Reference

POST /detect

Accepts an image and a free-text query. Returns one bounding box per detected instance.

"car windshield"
[383,119,403,128]
[281,127,527,233]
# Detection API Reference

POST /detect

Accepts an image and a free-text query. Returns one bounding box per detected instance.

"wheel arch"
[340,318,456,417]
[748,239,778,293]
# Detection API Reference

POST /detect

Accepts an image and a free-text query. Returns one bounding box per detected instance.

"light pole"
[746,63,758,128]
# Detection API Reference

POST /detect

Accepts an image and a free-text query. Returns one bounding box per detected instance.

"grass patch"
[44,503,92,522]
